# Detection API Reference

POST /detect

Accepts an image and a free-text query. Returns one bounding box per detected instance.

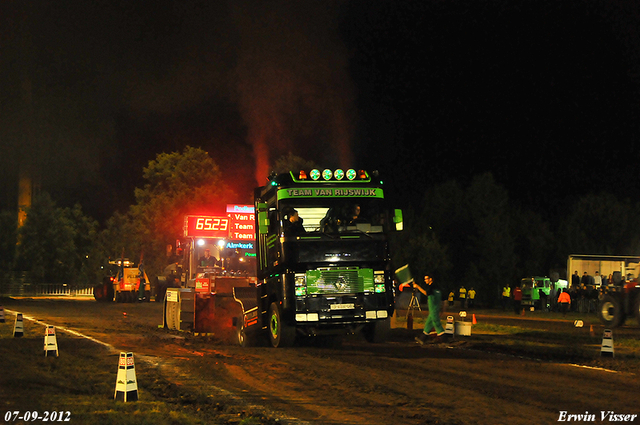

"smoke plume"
[231,2,355,185]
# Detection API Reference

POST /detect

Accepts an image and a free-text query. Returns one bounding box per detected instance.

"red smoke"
[231,2,356,186]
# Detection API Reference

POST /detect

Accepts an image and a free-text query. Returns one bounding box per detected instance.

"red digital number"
[187,216,230,237]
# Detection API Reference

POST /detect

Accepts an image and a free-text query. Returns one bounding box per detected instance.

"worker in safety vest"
[448,291,455,307]
[558,289,571,317]
[458,285,467,309]
[502,286,511,310]
[467,287,476,309]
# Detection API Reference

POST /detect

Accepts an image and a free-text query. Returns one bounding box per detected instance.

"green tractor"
[520,276,566,311]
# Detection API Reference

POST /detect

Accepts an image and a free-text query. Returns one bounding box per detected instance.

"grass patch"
[0,312,278,425]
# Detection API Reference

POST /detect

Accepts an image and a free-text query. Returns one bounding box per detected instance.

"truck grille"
[306,268,373,294]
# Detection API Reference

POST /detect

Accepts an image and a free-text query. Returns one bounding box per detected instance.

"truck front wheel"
[364,318,390,343]
[598,294,625,328]
[268,302,295,348]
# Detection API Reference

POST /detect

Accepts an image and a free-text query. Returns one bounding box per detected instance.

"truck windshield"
[280,198,388,235]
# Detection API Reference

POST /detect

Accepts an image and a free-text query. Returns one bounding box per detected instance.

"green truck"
[520,276,567,311]
[232,168,402,347]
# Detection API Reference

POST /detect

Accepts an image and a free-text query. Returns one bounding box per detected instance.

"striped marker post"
[601,329,614,358]
[114,352,138,402]
[13,313,24,337]
[44,326,59,357]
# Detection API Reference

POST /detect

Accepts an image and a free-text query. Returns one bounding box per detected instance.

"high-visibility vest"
[468,290,476,299]
[558,292,571,304]
[502,287,511,297]
[459,287,467,299]
[448,292,454,302]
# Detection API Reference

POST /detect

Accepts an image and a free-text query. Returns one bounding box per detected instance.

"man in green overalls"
[413,275,445,344]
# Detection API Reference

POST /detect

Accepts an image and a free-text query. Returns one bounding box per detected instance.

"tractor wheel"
[268,302,295,348]
[598,294,625,328]
[93,284,104,301]
[363,318,391,343]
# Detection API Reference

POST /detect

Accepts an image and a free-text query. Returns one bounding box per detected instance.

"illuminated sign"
[227,204,255,214]
[227,205,255,241]
[226,242,254,250]
[195,278,210,293]
[184,215,230,238]
[277,188,383,199]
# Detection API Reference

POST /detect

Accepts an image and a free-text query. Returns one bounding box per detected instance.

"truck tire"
[363,318,390,343]
[268,302,295,348]
[598,294,625,328]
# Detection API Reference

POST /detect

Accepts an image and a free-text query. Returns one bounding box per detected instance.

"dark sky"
[2,1,640,224]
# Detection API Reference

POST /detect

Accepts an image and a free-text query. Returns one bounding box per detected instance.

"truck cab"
[236,169,402,347]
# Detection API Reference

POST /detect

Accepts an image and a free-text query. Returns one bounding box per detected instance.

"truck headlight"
[295,273,306,296]
[374,271,385,284]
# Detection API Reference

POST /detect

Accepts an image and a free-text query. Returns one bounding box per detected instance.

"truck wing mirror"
[393,209,403,231]
[258,211,269,235]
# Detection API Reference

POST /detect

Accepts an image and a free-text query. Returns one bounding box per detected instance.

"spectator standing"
[502,285,511,310]
[448,290,455,307]
[588,285,599,313]
[468,287,476,309]
[549,283,557,312]
[571,271,580,289]
[594,271,602,288]
[513,285,523,315]
[569,285,578,312]
[459,285,467,309]
[558,289,571,317]
[581,272,589,287]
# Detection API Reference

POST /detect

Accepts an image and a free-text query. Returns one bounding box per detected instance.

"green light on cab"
[334,169,344,180]
[322,169,332,180]
[346,169,356,180]
[310,169,321,180]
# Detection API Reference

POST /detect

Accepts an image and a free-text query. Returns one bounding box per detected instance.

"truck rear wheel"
[364,318,390,343]
[268,302,295,348]
[598,294,625,328]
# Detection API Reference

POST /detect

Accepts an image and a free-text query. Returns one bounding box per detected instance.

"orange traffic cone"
[521,308,525,316]
[472,314,477,325]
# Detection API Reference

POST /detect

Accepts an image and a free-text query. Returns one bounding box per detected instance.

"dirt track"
[3,297,640,425]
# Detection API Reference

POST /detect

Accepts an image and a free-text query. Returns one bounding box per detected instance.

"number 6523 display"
[184,215,230,238]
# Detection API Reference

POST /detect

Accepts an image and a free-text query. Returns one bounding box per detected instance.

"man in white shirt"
[594,271,602,288]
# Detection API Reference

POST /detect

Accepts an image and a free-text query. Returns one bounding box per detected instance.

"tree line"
[392,173,640,307]
[2,148,640,306]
